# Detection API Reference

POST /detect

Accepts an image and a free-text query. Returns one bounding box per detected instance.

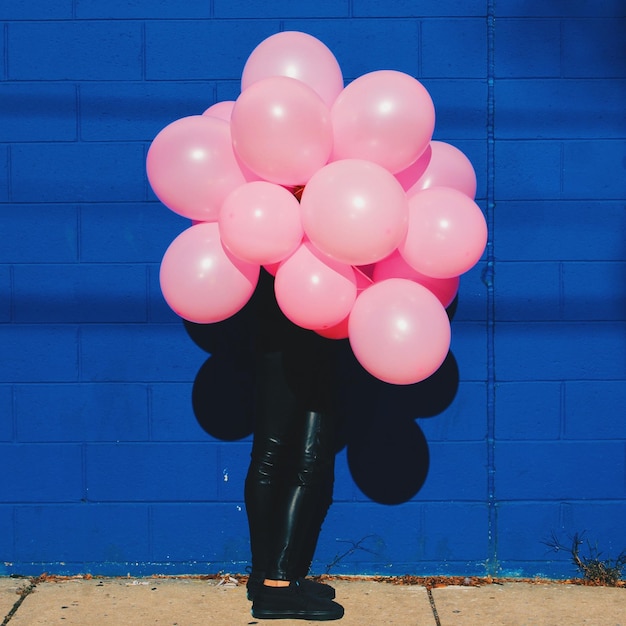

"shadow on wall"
[184,290,459,506]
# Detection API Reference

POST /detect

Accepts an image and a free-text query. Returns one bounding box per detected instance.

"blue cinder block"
[564,381,626,439]
[215,81,242,104]
[424,80,487,140]
[497,79,626,139]
[562,19,626,78]
[496,322,626,381]
[1,325,79,383]
[11,143,146,203]
[495,201,626,262]
[0,84,77,142]
[217,442,251,502]
[418,381,488,442]
[8,22,142,81]
[454,263,488,322]
[496,441,625,500]
[0,444,83,502]
[496,382,561,441]
[80,324,204,382]
[563,140,626,200]
[14,504,150,564]
[0,506,13,567]
[495,19,561,78]
[0,266,10,323]
[147,265,183,323]
[12,264,148,323]
[0,206,78,263]
[214,0,349,18]
[80,203,188,264]
[145,21,280,81]
[495,262,561,321]
[0,385,13,441]
[14,383,149,443]
[353,1,486,17]
[151,503,249,563]
[0,147,8,201]
[150,382,209,442]
[560,501,626,556]
[80,82,217,142]
[85,443,219,502]
[417,442,487,501]
[422,19,487,78]
[284,19,420,80]
[318,501,426,573]
[75,0,210,19]
[498,0,626,17]
[496,502,564,565]
[495,140,562,200]
[562,262,626,321]
[3,1,73,19]
[449,322,488,382]
[420,502,488,561]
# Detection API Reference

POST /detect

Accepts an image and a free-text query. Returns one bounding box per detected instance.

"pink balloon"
[331,70,435,174]
[395,144,432,191]
[219,181,303,265]
[405,141,477,199]
[231,76,333,186]
[147,116,247,222]
[159,222,259,324]
[274,241,357,330]
[241,31,344,108]
[202,100,235,120]
[300,159,409,265]
[263,262,280,276]
[372,250,459,308]
[398,187,488,279]
[349,278,451,385]
[315,316,349,340]
[314,266,373,339]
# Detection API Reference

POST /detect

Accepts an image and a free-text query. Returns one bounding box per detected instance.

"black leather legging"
[245,271,337,581]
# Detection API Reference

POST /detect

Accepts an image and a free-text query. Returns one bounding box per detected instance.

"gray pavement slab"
[0,578,32,620]
[432,582,626,626]
[3,577,435,625]
[3,577,625,625]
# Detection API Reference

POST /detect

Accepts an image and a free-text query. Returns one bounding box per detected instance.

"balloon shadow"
[336,346,459,504]
[183,277,460,504]
[184,310,256,441]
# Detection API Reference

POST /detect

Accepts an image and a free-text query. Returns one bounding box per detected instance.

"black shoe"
[247,575,335,601]
[251,580,344,621]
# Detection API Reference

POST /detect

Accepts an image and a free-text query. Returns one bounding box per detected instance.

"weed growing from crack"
[543,531,626,586]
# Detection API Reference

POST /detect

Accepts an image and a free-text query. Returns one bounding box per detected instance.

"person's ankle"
[263,579,290,588]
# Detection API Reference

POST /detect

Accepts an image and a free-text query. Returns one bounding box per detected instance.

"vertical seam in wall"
[76,84,82,141]
[559,381,566,440]
[485,0,497,576]
[418,19,423,77]
[7,144,12,202]
[2,22,8,80]
[141,21,146,81]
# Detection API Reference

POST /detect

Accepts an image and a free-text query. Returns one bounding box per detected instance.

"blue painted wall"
[1,1,625,578]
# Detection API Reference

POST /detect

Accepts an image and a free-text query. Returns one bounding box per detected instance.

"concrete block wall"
[1,1,624,578]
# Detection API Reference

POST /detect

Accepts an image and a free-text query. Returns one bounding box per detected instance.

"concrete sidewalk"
[1,576,624,625]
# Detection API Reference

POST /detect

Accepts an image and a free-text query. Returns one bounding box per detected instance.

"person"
[244,268,345,621]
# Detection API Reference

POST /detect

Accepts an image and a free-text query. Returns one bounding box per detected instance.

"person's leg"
[263,408,335,582]
[244,350,295,585]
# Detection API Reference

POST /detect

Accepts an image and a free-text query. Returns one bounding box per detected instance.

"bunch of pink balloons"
[147,31,487,385]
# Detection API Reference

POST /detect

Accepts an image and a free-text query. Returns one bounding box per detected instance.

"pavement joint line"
[426,587,442,626]
[1,579,37,626]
